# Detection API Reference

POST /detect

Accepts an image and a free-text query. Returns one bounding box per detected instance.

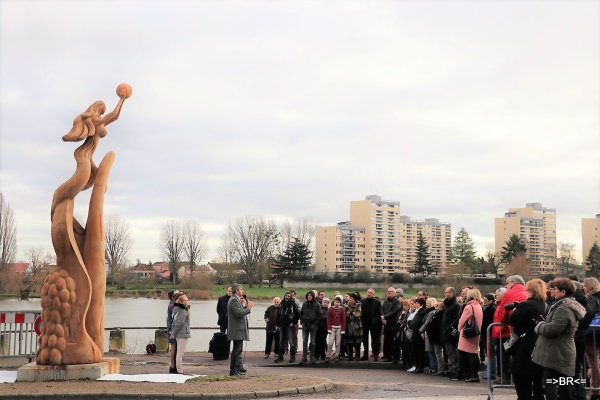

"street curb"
[0,379,334,400]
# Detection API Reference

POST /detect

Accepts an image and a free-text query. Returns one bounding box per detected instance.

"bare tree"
[183,221,208,274]
[226,215,278,287]
[218,233,238,264]
[558,241,580,276]
[104,215,133,285]
[159,220,185,284]
[484,244,503,278]
[276,217,315,261]
[0,192,17,275]
[23,246,55,276]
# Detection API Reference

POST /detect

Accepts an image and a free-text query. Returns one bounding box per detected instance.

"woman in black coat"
[407,298,428,373]
[583,277,600,400]
[480,293,497,371]
[263,296,281,359]
[507,279,548,400]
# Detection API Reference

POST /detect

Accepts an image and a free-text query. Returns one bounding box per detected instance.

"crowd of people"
[166,275,600,400]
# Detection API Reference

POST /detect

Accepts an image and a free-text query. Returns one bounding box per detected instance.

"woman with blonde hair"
[583,277,600,400]
[420,298,443,374]
[508,279,547,400]
[455,288,483,382]
[170,293,191,374]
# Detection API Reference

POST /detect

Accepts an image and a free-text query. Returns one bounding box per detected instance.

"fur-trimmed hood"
[554,296,586,320]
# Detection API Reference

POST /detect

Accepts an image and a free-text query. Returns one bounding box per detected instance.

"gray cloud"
[1,1,598,263]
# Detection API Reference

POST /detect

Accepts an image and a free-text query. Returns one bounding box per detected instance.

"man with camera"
[491,275,528,385]
[275,291,300,363]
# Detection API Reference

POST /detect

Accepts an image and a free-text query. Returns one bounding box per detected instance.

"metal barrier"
[486,322,514,400]
[486,321,600,400]
[0,311,40,361]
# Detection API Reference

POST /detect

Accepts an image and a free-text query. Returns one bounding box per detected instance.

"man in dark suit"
[361,288,382,361]
[227,283,254,376]
[216,287,232,333]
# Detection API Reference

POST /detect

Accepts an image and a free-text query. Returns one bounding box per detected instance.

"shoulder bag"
[461,305,480,338]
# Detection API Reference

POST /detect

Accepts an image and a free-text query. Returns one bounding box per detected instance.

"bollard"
[154,329,168,353]
[0,333,8,356]
[109,329,126,353]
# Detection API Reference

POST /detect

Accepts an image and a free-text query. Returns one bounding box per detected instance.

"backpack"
[146,341,157,355]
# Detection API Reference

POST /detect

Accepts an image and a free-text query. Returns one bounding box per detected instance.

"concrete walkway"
[0,351,516,399]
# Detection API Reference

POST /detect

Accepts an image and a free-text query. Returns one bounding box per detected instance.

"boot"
[355,346,361,361]
[288,355,295,363]
[299,357,307,365]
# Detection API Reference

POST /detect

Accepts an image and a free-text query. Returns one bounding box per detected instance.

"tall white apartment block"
[495,202,557,275]
[315,195,451,274]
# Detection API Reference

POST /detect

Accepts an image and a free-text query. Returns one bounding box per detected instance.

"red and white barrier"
[0,313,36,324]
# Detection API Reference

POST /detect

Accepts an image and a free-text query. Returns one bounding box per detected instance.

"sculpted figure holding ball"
[36,84,132,365]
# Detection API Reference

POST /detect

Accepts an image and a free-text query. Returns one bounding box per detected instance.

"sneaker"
[238,366,247,373]
[449,376,459,381]
[436,370,446,376]
[465,377,480,383]
[373,356,379,362]
[360,355,369,361]
[407,366,417,372]
[289,357,295,363]
[299,357,307,365]
[263,354,269,359]
[274,357,283,363]
[310,357,316,364]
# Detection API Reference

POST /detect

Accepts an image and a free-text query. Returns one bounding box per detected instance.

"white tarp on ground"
[0,371,17,383]
[0,371,202,384]
[97,373,203,383]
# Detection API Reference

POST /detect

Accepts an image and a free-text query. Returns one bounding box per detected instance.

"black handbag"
[461,305,480,338]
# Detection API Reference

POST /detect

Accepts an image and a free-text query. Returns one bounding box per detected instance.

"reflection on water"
[0,298,272,353]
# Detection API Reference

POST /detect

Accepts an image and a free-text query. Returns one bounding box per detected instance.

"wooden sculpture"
[36,84,132,365]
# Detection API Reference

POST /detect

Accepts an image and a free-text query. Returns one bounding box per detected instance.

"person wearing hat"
[166,290,180,373]
[299,291,321,364]
[345,292,364,361]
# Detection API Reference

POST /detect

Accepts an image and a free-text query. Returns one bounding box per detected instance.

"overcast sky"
[1,1,598,265]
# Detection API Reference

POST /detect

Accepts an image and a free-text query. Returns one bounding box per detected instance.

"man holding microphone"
[227,283,254,376]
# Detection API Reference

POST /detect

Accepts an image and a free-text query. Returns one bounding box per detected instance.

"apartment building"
[582,214,600,262]
[495,202,557,275]
[315,222,367,273]
[400,216,452,274]
[315,195,451,274]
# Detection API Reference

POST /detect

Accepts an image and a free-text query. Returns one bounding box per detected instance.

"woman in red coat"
[456,289,483,382]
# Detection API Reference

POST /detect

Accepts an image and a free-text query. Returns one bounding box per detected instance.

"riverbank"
[2,284,503,301]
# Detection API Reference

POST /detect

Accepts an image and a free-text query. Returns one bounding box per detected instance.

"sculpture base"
[16,357,120,382]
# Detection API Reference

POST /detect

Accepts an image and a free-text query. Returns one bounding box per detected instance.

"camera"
[504,302,520,311]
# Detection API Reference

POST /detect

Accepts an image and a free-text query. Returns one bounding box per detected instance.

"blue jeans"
[302,325,318,359]
[279,325,296,357]
[427,351,438,370]
[230,340,243,374]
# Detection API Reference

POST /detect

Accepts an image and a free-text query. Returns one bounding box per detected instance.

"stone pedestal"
[16,357,120,382]
[109,329,125,353]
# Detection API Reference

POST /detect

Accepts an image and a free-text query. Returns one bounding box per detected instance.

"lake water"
[0,298,272,353]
